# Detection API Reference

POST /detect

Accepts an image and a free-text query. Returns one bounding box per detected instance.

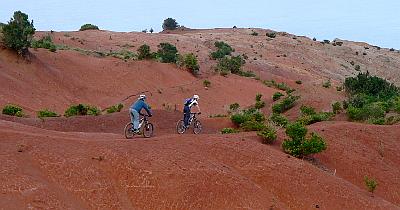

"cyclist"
[183,94,201,128]
[130,94,152,133]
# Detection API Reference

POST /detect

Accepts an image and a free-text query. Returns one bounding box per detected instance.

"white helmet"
[138,94,146,100]
[193,94,199,100]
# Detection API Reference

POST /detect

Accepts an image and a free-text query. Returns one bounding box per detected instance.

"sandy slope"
[1,28,400,209]
[1,119,398,209]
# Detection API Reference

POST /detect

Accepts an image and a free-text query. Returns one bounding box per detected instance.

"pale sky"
[1,0,399,49]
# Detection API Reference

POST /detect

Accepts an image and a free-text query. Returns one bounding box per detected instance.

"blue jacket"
[131,99,152,115]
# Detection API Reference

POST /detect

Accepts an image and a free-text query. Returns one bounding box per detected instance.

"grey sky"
[1,0,399,48]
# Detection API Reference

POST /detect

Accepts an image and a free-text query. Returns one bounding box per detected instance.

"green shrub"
[203,80,211,87]
[345,72,399,100]
[241,120,266,131]
[106,103,124,114]
[216,55,245,75]
[282,122,327,158]
[364,176,378,193]
[332,102,342,114]
[229,103,240,112]
[270,113,289,127]
[31,35,57,52]
[367,117,385,125]
[64,104,101,117]
[273,92,284,101]
[37,109,59,118]
[347,103,385,121]
[221,128,238,134]
[256,94,262,102]
[251,31,258,36]
[2,11,35,55]
[107,49,136,60]
[183,53,200,75]
[157,42,178,63]
[272,95,300,114]
[79,24,99,31]
[237,70,256,77]
[231,109,265,128]
[336,86,343,91]
[257,127,277,144]
[210,41,233,59]
[2,104,23,117]
[255,101,265,109]
[162,18,179,30]
[295,80,302,84]
[266,32,276,38]
[137,44,151,60]
[300,105,316,116]
[322,79,331,88]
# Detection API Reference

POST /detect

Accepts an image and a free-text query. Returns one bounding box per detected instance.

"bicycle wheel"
[176,120,186,134]
[193,120,202,134]
[124,122,135,139]
[143,123,154,138]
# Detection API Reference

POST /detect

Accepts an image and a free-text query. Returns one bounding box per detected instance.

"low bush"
[31,35,57,52]
[183,53,200,75]
[355,65,361,71]
[64,104,101,117]
[367,117,385,125]
[107,49,136,60]
[210,41,234,59]
[257,127,277,144]
[229,103,240,112]
[272,95,300,114]
[2,104,23,117]
[332,102,342,114]
[295,80,302,84]
[272,92,284,101]
[203,80,211,87]
[221,128,238,134]
[157,42,178,63]
[250,31,258,36]
[282,122,327,158]
[216,55,245,75]
[79,24,99,31]
[106,103,123,114]
[241,120,266,131]
[37,109,59,118]
[364,176,378,193]
[264,80,294,93]
[231,108,265,129]
[347,103,385,121]
[137,44,152,60]
[270,113,289,127]
[237,70,256,77]
[266,32,276,38]
[300,105,316,116]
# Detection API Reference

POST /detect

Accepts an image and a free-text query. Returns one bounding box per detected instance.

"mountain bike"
[176,113,202,134]
[124,114,154,139]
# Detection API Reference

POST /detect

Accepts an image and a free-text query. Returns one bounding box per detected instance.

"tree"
[1,11,35,56]
[79,24,99,31]
[162,18,179,30]
[149,28,154,33]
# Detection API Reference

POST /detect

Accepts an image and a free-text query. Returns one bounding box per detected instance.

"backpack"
[184,98,192,106]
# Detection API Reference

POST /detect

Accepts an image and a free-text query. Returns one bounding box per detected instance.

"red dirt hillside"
[1,28,400,209]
